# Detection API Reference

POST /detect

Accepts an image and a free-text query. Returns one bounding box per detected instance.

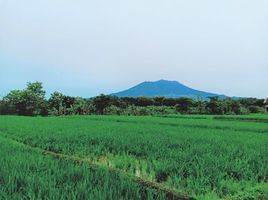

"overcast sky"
[0,0,268,98]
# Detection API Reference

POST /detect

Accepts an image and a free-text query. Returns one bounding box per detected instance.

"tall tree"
[4,82,47,116]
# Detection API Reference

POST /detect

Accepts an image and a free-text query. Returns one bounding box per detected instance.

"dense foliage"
[0,115,267,199]
[0,82,265,116]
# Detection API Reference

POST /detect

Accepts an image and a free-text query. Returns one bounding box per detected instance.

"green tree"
[26,81,46,98]
[207,97,224,115]
[175,98,193,114]
[229,99,242,114]
[0,99,9,115]
[194,97,207,114]
[4,82,47,116]
[48,92,77,115]
[70,97,87,115]
[26,81,47,115]
[92,94,112,114]
[48,92,65,115]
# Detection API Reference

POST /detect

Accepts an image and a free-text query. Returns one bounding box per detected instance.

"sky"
[0,0,268,98]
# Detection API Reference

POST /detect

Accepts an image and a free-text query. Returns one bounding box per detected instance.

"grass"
[0,115,267,199]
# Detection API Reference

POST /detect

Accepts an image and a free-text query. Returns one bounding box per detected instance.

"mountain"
[111,80,225,99]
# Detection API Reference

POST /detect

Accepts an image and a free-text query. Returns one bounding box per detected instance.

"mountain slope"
[111,80,224,98]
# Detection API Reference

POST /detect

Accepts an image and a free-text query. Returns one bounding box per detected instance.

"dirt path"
[1,135,195,200]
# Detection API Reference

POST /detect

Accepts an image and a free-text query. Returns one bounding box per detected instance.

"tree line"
[0,82,265,116]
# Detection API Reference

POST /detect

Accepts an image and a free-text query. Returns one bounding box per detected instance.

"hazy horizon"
[1,0,268,98]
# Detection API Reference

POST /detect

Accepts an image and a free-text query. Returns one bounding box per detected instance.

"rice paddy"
[0,115,267,199]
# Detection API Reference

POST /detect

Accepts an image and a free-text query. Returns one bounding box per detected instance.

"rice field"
[0,115,267,200]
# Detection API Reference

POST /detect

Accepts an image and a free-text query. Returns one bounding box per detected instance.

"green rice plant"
[0,136,170,200]
[0,114,267,199]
